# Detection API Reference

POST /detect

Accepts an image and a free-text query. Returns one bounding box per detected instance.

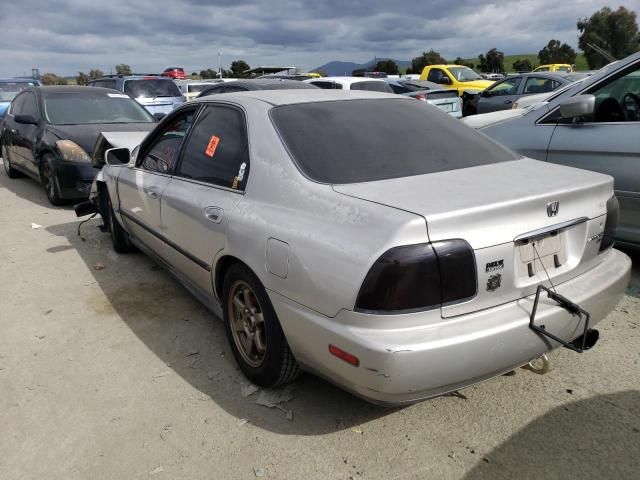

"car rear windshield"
[0,81,36,101]
[44,93,154,125]
[271,99,518,184]
[188,83,221,93]
[124,79,181,98]
[350,81,393,93]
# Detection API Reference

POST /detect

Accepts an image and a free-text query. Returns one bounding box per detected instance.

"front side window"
[176,105,249,190]
[524,77,559,94]
[589,66,640,122]
[488,77,521,96]
[427,68,447,83]
[22,92,38,118]
[10,92,27,115]
[139,109,196,173]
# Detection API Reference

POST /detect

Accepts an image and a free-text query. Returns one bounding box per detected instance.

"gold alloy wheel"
[228,280,266,368]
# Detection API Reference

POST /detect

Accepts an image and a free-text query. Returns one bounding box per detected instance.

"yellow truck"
[419,65,494,115]
[533,64,573,73]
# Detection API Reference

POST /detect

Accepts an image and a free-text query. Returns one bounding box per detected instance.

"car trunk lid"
[333,159,613,317]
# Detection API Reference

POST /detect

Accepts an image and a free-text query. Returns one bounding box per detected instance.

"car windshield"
[124,79,181,98]
[0,81,36,102]
[271,99,517,184]
[350,81,393,93]
[448,67,483,82]
[44,92,154,125]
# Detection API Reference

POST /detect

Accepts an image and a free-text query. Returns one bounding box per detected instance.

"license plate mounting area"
[529,284,595,353]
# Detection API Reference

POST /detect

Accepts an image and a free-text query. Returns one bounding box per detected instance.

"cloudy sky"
[0,0,638,77]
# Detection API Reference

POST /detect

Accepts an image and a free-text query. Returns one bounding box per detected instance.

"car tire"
[40,154,65,206]
[222,263,301,387]
[2,144,20,179]
[106,193,134,253]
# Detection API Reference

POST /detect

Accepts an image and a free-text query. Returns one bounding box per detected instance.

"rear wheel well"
[215,256,252,299]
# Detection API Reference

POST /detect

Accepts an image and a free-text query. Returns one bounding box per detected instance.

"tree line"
[388,6,639,75]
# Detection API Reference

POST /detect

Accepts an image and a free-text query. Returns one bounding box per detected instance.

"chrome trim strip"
[514,217,589,243]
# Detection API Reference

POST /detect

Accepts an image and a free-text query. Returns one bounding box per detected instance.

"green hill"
[460,53,589,72]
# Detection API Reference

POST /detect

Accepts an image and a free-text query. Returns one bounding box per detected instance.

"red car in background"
[161,67,186,80]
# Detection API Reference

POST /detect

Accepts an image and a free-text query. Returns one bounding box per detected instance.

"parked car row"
[0,55,634,406]
[464,51,640,246]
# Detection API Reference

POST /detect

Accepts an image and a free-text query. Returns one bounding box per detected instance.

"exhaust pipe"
[570,328,599,352]
[522,353,550,375]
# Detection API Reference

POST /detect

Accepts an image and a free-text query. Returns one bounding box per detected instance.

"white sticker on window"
[107,93,129,98]
[237,162,247,181]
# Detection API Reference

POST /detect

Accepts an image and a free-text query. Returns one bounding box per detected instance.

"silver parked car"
[81,90,630,405]
[467,51,640,246]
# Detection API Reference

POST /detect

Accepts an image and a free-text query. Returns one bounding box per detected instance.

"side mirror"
[14,114,37,125]
[440,76,452,85]
[481,90,491,97]
[559,94,595,119]
[153,112,166,122]
[105,147,131,166]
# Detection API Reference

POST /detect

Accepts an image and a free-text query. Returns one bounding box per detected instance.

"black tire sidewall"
[222,263,290,387]
[107,193,131,253]
[2,145,17,178]
[40,155,64,205]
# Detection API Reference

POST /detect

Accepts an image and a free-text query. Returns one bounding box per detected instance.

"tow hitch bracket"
[529,285,596,353]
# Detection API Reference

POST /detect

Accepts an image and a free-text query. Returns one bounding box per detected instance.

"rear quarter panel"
[217,100,428,318]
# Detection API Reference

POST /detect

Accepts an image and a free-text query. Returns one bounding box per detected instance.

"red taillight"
[414,93,427,101]
[329,345,360,367]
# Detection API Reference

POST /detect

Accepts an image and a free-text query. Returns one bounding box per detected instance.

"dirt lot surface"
[1,164,639,480]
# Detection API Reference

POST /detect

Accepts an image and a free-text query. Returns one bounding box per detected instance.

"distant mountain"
[312,58,411,76]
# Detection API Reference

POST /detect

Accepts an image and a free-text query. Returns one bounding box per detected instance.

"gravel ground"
[1,163,639,480]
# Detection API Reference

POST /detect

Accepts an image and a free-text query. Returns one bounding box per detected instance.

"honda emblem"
[547,201,560,217]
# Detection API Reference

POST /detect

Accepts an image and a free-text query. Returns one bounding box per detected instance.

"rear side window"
[350,81,393,93]
[310,81,342,90]
[176,105,249,190]
[271,99,518,184]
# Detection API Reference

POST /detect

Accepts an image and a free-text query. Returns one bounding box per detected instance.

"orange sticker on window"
[205,135,220,157]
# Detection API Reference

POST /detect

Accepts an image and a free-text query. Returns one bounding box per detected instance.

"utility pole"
[218,52,222,78]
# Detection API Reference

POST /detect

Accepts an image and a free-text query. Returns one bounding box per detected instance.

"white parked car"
[304,76,393,93]
[176,80,225,101]
[79,90,630,405]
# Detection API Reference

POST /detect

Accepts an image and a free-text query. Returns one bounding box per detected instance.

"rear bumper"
[270,248,630,405]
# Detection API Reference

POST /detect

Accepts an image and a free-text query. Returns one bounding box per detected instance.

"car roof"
[193,89,400,106]
[307,76,387,85]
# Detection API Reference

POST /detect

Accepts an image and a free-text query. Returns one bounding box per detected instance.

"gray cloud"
[0,0,638,77]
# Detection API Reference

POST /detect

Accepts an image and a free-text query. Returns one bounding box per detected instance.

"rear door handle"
[504,100,513,104]
[144,189,158,199]
[204,206,223,223]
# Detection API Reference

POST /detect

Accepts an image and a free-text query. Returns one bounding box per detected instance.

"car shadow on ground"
[464,390,640,479]
[45,217,395,435]
[0,158,74,210]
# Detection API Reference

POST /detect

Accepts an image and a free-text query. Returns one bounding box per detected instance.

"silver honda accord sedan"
[83,90,631,405]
